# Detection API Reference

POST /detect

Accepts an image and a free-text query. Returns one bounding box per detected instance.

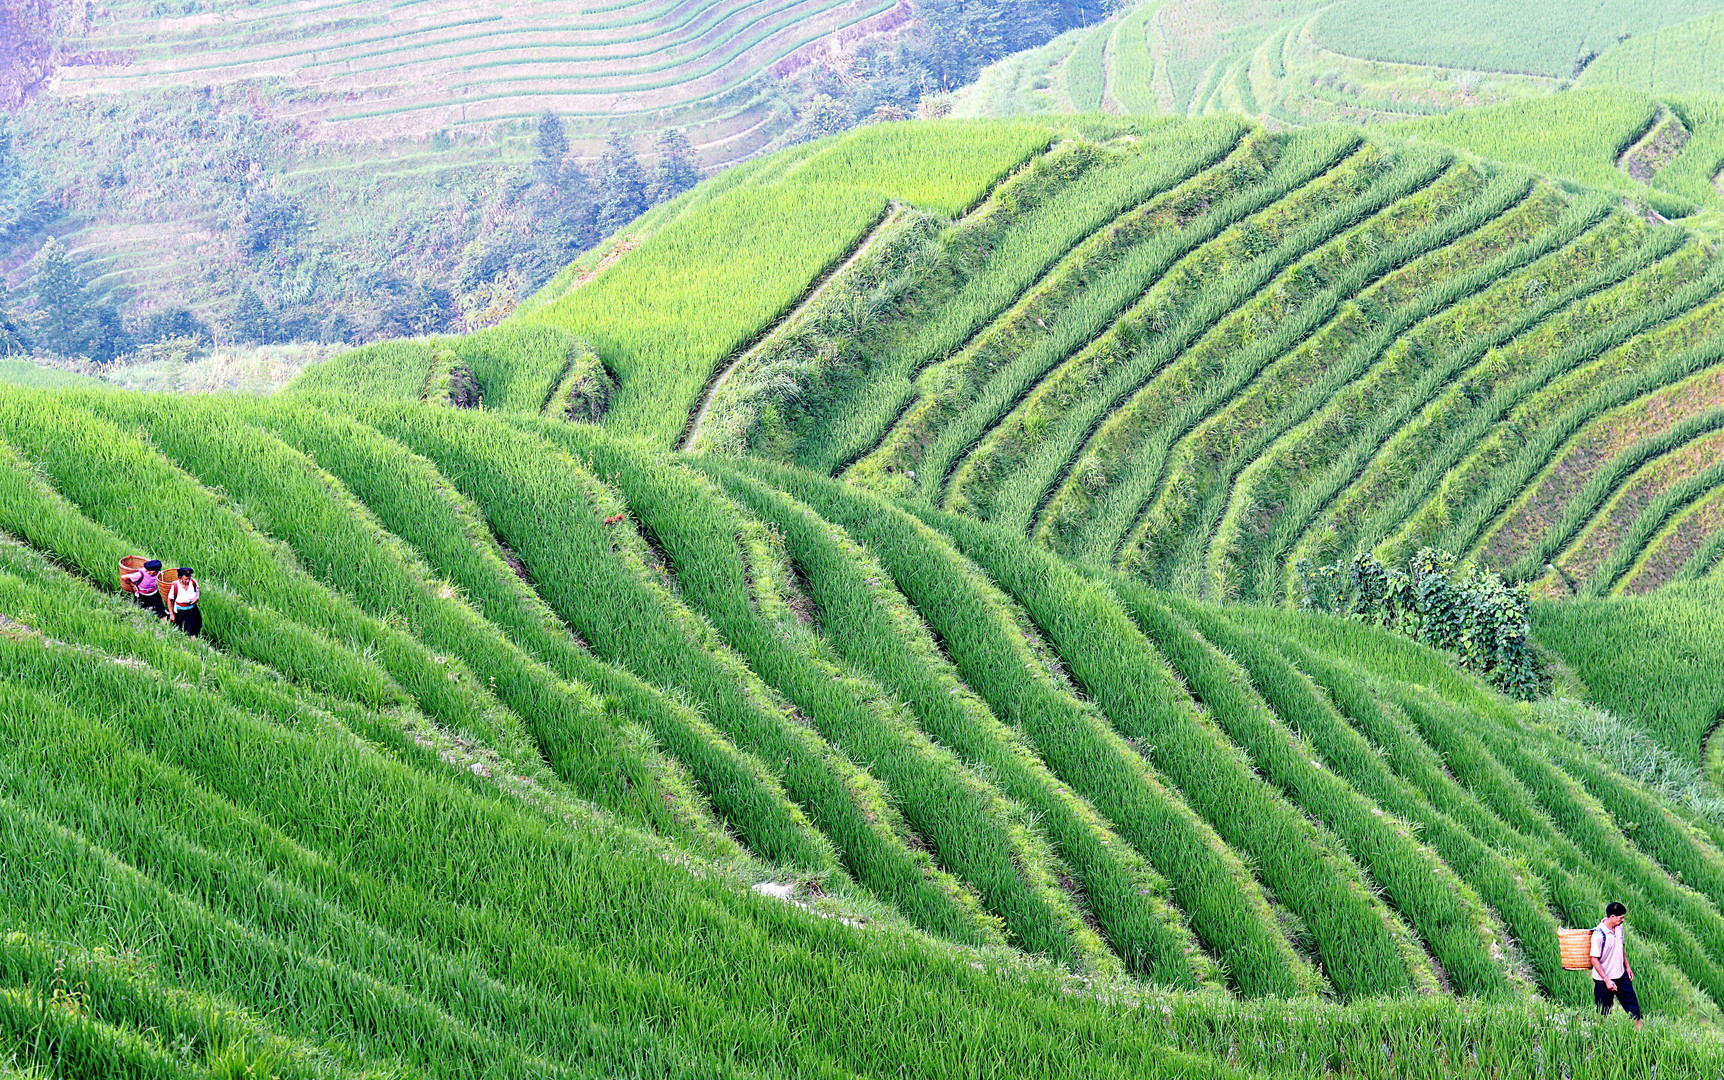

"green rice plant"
[843,127,1291,498]
[524,122,1053,448]
[0,388,542,760]
[808,117,1245,475]
[1352,254,1724,573]
[699,459,1224,986]
[69,391,693,840]
[0,637,1274,1080]
[1576,459,1724,596]
[1314,4,1720,83]
[1551,579,1724,748]
[1497,407,1724,582]
[374,407,1013,940]
[921,507,1417,998]
[1135,590,1522,998]
[1456,336,1724,573]
[286,339,438,407]
[1118,160,1496,575]
[1368,673,1724,986]
[856,127,1359,506]
[352,410,846,882]
[1243,193,1634,601]
[753,461,1318,997]
[1580,12,1724,96]
[1003,146,1460,565]
[1107,4,1160,115]
[1240,608,1724,1013]
[0,438,402,709]
[1152,168,1534,592]
[1655,95,1724,207]
[1297,651,1720,1014]
[1191,173,1563,591]
[541,423,1093,960]
[1385,245,1724,565]
[1382,87,1705,215]
[1063,19,1112,113]
[951,141,1440,536]
[240,402,774,862]
[1197,613,1588,1004]
[1038,173,1560,572]
[452,323,588,415]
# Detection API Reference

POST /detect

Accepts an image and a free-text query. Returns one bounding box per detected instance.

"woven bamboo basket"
[1559,928,1596,971]
[118,555,146,594]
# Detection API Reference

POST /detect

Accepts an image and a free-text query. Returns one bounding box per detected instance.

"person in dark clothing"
[124,558,168,619]
[1592,901,1642,1028]
[167,567,201,638]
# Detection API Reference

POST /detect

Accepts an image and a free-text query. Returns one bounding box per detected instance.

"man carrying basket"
[1591,901,1642,1029]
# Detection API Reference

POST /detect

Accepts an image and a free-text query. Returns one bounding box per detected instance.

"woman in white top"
[167,567,201,638]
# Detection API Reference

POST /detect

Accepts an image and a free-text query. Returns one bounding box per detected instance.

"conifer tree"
[597,130,647,235]
[233,285,276,344]
[0,284,28,355]
[648,128,700,205]
[31,238,90,357]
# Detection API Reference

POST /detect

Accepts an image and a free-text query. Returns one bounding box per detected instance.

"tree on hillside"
[597,130,648,235]
[532,110,598,251]
[535,110,569,173]
[29,238,132,361]
[232,285,276,344]
[31,238,89,356]
[649,128,700,205]
[0,284,28,355]
[138,305,209,345]
[799,95,853,141]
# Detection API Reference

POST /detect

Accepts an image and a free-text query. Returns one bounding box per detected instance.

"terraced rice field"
[50,0,903,152]
[10,375,1724,1077]
[950,1,1724,217]
[455,117,1724,611]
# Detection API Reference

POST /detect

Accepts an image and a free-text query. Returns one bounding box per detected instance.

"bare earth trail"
[679,200,903,451]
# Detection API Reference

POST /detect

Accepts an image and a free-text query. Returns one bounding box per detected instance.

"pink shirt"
[125,568,159,595]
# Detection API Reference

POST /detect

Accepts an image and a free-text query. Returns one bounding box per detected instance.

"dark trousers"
[136,591,166,619]
[1595,976,1642,1020]
[174,606,202,638]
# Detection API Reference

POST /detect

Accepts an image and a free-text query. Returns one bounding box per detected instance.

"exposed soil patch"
[445,365,482,408]
[1617,107,1691,185]
[1483,368,1724,566]
[1556,427,1724,584]
[1624,489,1724,593]
[562,233,645,299]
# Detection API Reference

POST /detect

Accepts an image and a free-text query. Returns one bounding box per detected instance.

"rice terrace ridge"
[4,2,1724,1078]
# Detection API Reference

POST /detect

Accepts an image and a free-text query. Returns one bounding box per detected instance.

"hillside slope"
[0,0,1099,345]
[949,0,1724,217]
[301,118,1724,606]
[8,382,1724,1077]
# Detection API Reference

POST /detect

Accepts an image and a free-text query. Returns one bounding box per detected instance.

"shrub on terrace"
[1298,547,1547,700]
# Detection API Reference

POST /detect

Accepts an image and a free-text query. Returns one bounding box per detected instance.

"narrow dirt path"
[679,200,903,452]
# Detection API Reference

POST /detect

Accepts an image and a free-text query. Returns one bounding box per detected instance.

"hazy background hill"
[953,0,1724,222]
[0,0,1103,359]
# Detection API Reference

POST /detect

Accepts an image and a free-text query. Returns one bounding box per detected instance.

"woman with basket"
[121,558,168,620]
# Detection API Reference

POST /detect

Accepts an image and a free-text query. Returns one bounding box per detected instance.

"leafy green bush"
[1298,548,1547,699]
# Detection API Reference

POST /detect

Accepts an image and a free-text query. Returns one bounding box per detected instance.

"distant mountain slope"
[309,118,1724,605]
[949,0,1724,217]
[13,382,1724,1067]
[0,0,1098,347]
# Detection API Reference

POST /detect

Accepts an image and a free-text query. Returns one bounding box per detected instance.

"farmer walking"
[166,566,201,638]
[123,558,168,620]
[1592,901,1642,1029]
